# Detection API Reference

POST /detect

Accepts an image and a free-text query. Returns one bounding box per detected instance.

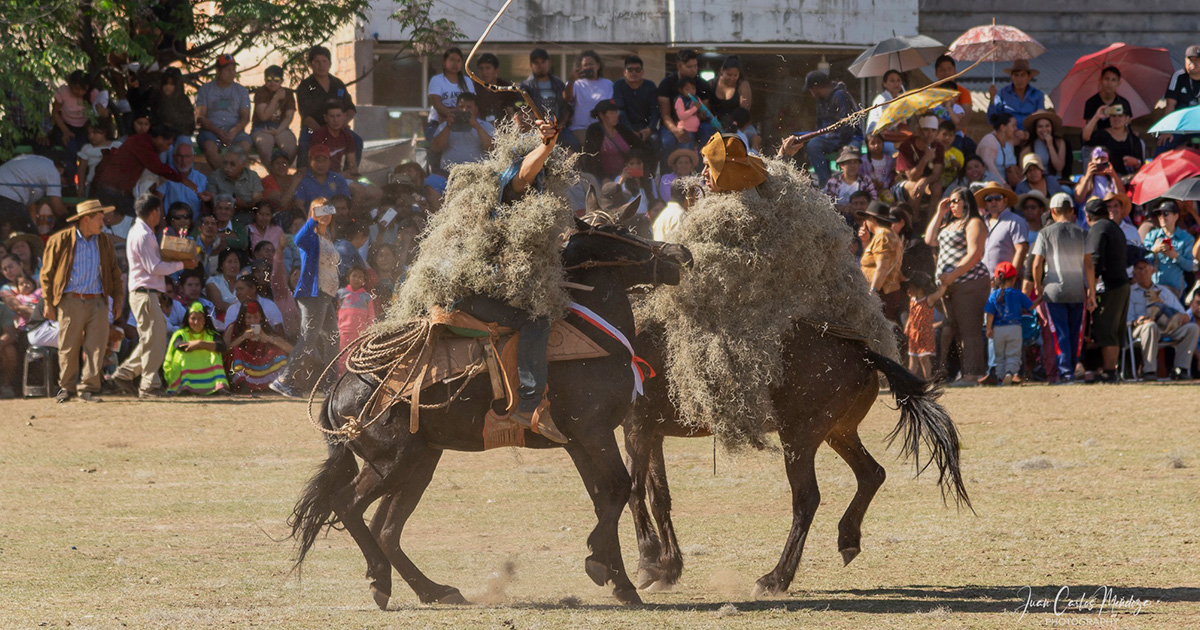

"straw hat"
[667,148,698,170]
[1103,190,1132,215]
[65,199,115,222]
[973,182,1018,208]
[1022,110,1061,135]
[4,231,44,259]
[700,133,768,192]
[1016,189,1048,210]
[1003,59,1040,78]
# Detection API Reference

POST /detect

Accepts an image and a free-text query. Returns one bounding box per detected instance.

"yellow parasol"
[872,88,960,133]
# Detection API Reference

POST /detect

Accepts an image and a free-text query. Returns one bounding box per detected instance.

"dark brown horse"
[289,218,691,608]
[625,321,971,596]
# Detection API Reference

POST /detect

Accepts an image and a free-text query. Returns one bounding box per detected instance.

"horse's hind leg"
[824,378,886,567]
[753,426,821,598]
[370,445,466,604]
[623,422,664,589]
[646,433,684,587]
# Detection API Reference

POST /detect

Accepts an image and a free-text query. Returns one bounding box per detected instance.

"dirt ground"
[1,384,1197,629]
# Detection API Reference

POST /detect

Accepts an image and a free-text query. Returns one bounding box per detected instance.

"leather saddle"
[369,306,609,448]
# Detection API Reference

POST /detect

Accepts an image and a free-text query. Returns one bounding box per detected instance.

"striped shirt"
[63,229,103,294]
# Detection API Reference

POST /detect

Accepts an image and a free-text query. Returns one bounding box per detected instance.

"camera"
[579,67,595,80]
[450,109,471,131]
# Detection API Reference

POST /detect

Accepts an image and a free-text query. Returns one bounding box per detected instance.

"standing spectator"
[798,70,858,186]
[1157,45,1200,151]
[518,48,569,126]
[1020,110,1070,179]
[976,183,1029,276]
[195,54,252,170]
[471,53,516,122]
[39,200,124,403]
[582,100,644,182]
[1143,201,1195,297]
[976,113,1019,186]
[903,271,943,380]
[709,56,752,126]
[425,47,476,146]
[366,243,403,308]
[1032,193,1094,384]
[824,146,876,212]
[891,204,935,284]
[857,201,905,322]
[985,261,1034,385]
[270,198,340,398]
[987,59,1047,133]
[0,155,67,234]
[430,93,495,171]
[77,119,122,193]
[1127,259,1199,380]
[205,146,263,211]
[224,300,291,391]
[653,179,690,243]
[565,50,615,150]
[335,265,375,368]
[657,50,716,162]
[1014,153,1068,199]
[860,135,896,200]
[1083,66,1133,132]
[296,46,360,168]
[896,115,945,204]
[1084,197,1130,383]
[1082,103,1144,177]
[293,145,350,211]
[109,194,196,397]
[159,138,209,221]
[925,188,990,384]
[149,67,195,137]
[251,65,298,164]
[0,300,17,398]
[93,123,192,215]
[613,56,659,147]
[163,301,229,395]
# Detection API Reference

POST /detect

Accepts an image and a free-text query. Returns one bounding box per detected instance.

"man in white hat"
[896,115,945,203]
[1031,192,1094,383]
[39,200,124,402]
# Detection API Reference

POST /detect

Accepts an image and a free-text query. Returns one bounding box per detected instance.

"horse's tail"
[866,350,973,512]
[288,397,359,573]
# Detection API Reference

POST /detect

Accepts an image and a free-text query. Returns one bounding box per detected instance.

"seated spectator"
[101,202,136,263]
[0,154,68,233]
[583,100,644,182]
[206,249,243,317]
[210,194,250,254]
[671,77,702,149]
[296,46,361,168]
[262,150,297,213]
[165,201,193,237]
[176,269,215,312]
[311,103,361,176]
[52,70,108,191]
[860,135,896,201]
[726,107,761,154]
[896,115,945,203]
[613,152,663,218]
[206,146,264,211]
[195,54,252,169]
[866,69,905,136]
[1014,153,1068,199]
[659,148,697,204]
[4,233,43,282]
[247,203,283,252]
[77,118,122,193]
[424,47,476,156]
[129,109,152,137]
[224,300,292,392]
[1082,103,1143,177]
[251,65,298,164]
[150,67,195,137]
[294,145,351,211]
[825,146,877,213]
[1128,259,1199,380]
[946,154,986,197]
[710,56,752,129]
[192,214,226,276]
[1074,147,1123,207]
[159,138,210,221]
[518,48,569,129]
[93,123,191,216]
[936,120,964,192]
[987,59,1047,134]
[935,54,973,114]
[430,93,495,171]
[1143,201,1195,297]
[613,55,659,146]
[219,274,285,332]
[658,50,717,164]
[163,301,229,395]
[1083,66,1132,133]
[565,50,615,150]
[471,53,517,122]
[976,113,1019,187]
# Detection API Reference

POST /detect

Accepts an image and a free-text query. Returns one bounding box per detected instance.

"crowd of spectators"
[1,42,1199,400]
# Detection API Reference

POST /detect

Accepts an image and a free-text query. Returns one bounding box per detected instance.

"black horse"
[290,217,692,608]
[624,321,972,596]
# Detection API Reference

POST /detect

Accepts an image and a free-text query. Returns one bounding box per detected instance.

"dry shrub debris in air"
[387,123,578,328]
[638,157,898,450]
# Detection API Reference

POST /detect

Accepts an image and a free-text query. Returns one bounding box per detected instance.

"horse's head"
[563,214,693,289]
[581,182,655,239]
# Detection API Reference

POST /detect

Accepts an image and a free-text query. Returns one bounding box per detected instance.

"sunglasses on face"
[171,215,190,222]
[985,195,1005,202]
[626,66,643,73]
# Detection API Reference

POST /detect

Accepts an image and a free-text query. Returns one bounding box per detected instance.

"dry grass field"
[1,384,1197,629]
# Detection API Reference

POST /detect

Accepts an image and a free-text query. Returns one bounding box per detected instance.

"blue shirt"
[985,287,1034,327]
[161,169,208,222]
[294,171,350,210]
[292,218,323,299]
[63,229,103,294]
[988,84,1047,130]
[1143,227,1195,293]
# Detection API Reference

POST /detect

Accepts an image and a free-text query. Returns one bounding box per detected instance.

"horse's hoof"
[840,547,860,567]
[436,588,468,605]
[370,585,390,611]
[614,587,643,605]
[636,565,662,590]
[752,577,784,599]
[585,557,608,587]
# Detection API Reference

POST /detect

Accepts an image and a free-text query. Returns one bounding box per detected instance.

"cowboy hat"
[1102,190,1132,215]
[1016,189,1048,210]
[1022,110,1061,136]
[973,182,1019,208]
[667,148,698,170]
[1003,59,1040,78]
[584,182,642,224]
[855,200,895,224]
[3,231,44,259]
[700,133,768,192]
[835,145,863,165]
[66,199,115,222]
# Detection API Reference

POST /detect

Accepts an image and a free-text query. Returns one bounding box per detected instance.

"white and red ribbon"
[567,302,655,401]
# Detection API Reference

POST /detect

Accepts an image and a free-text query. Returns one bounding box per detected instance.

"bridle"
[564,225,676,282]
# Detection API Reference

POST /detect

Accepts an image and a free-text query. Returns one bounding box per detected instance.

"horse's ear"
[616,194,642,224]
[574,215,592,232]
[584,184,601,215]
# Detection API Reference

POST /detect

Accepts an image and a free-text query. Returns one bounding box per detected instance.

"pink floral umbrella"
[948,20,1046,82]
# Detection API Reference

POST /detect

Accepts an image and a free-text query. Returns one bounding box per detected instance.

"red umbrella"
[1051,43,1175,128]
[1126,148,1200,205]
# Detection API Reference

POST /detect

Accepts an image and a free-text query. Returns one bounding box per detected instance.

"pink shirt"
[54,85,88,128]
[126,218,184,293]
[674,97,699,133]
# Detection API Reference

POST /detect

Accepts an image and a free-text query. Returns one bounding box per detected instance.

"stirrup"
[513,402,567,444]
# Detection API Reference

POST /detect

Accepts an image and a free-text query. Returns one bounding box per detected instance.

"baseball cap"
[216,54,237,68]
[1186,45,1200,58]
[530,48,550,62]
[919,115,939,130]
[804,71,831,91]
[1049,192,1074,210]
[1021,152,1045,172]
[264,65,284,80]
[309,144,332,159]
[994,261,1017,280]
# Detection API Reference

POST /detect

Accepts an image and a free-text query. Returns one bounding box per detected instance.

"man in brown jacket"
[40,200,125,402]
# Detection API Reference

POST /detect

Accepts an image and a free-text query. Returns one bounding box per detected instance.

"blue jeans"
[278,295,335,390]
[454,295,550,414]
[803,133,850,186]
[1045,301,1084,380]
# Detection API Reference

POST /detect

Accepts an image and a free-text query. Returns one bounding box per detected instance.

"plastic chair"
[22,346,57,398]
